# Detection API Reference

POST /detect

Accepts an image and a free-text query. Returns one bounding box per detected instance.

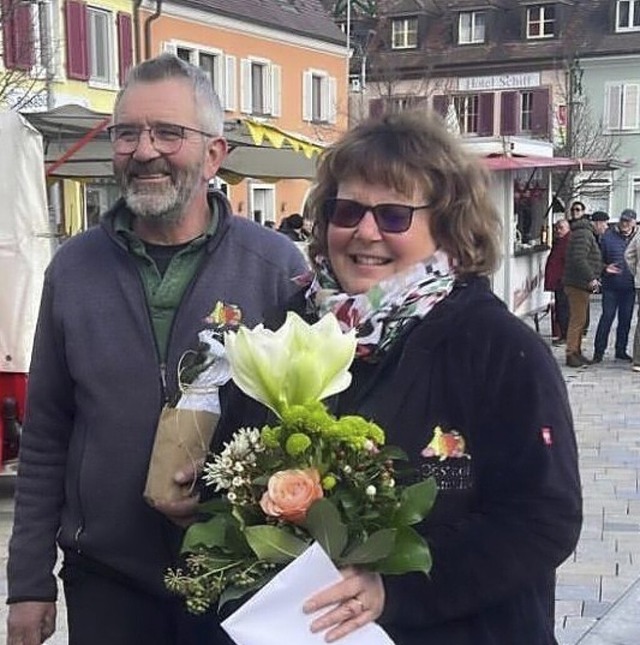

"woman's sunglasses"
[323,198,431,234]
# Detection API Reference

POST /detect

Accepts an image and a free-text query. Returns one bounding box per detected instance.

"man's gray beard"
[123,182,185,222]
[119,160,204,223]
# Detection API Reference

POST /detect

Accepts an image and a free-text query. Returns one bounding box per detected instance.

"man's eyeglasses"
[323,198,431,234]
[571,206,584,212]
[107,122,215,155]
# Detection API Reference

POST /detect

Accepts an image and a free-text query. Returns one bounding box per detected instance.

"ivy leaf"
[340,528,396,565]
[181,515,229,554]
[218,571,277,610]
[393,478,438,526]
[244,525,309,563]
[304,499,348,559]
[374,526,432,575]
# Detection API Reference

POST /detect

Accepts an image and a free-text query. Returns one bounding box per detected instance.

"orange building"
[137,0,348,224]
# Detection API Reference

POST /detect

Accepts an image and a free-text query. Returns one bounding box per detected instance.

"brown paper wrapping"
[144,406,219,506]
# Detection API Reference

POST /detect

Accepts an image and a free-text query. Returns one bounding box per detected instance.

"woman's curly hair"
[306,110,502,277]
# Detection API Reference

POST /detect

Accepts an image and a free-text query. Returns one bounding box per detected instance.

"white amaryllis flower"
[224,311,357,417]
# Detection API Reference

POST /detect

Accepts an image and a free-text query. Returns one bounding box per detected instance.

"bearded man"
[6,54,306,645]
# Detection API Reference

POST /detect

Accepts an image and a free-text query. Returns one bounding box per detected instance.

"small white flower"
[232,476,244,487]
[386,478,396,488]
[363,440,374,452]
[234,462,244,473]
[366,485,376,497]
[227,492,237,502]
[343,465,352,474]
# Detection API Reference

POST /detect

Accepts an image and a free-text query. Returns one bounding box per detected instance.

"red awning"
[481,154,632,172]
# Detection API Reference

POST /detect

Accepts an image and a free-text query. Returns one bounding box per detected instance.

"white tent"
[0,111,54,373]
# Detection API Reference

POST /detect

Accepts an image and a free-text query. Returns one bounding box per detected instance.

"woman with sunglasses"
[214,111,582,645]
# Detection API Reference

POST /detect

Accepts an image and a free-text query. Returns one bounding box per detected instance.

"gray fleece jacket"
[7,192,307,602]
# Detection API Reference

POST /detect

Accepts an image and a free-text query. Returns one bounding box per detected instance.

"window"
[454,95,480,134]
[520,91,534,131]
[605,82,640,131]
[302,70,336,123]
[87,7,112,84]
[527,5,555,39]
[250,184,275,225]
[64,2,132,85]
[633,177,640,213]
[164,42,236,111]
[458,11,485,44]
[501,89,550,137]
[433,93,494,136]
[240,58,281,117]
[616,0,640,31]
[391,17,418,49]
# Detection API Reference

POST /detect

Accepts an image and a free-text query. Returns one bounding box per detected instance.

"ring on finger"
[351,596,366,615]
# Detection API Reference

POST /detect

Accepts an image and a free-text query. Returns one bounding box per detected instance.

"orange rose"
[260,468,323,524]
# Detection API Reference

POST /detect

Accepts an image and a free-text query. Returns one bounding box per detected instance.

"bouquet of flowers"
[166,311,436,614]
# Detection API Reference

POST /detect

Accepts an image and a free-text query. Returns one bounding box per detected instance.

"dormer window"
[616,0,640,31]
[391,17,418,49]
[526,4,555,39]
[459,11,486,44]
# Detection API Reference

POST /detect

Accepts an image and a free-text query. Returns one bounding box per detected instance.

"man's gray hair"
[114,53,224,136]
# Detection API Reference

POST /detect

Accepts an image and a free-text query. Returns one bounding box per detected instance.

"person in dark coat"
[593,209,637,362]
[213,111,582,645]
[544,218,571,344]
[563,210,605,367]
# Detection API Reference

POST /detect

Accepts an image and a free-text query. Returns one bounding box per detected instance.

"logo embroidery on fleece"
[541,426,553,446]
[421,426,470,461]
[204,301,243,329]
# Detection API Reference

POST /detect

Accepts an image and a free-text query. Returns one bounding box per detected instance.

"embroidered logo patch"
[541,426,553,446]
[421,426,469,461]
[205,301,243,329]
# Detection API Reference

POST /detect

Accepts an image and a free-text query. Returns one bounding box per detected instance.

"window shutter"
[263,64,272,114]
[2,0,35,70]
[604,84,621,129]
[328,76,337,124]
[500,91,517,135]
[622,84,640,130]
[117,12,133,86]
[271,64,281,117]
[224,55,236,111]
[302,70,312,121]
[432,94,447,117]
[213,54,224,99]
[369,98,384,118]
[240,58,251,114]
[65,0,88,80]
[478,93,494,136]
[531,88,550,136]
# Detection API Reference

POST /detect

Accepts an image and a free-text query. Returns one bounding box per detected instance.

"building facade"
[1,0,347,234]
[343,0,639,217]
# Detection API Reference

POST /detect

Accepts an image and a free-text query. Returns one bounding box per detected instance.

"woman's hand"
[303,568,385,642]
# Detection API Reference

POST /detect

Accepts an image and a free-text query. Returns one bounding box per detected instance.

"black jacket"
[216,277,582,645]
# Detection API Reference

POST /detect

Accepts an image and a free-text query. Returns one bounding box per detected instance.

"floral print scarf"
[304,249,456,361]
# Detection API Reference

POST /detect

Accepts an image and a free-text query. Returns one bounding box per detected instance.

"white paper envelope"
[221,542,394,645]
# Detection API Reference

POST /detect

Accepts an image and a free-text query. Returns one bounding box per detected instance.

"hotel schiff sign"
[457,72,541,92]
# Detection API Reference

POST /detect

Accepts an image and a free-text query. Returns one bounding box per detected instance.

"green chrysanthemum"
[285,432,312,456]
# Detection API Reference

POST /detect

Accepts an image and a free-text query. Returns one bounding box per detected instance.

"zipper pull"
[160,363,169,404]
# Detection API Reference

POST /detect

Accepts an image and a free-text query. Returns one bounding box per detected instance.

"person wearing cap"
[563,207,604,367]
[623,209,640,371]
[592,209,637,363]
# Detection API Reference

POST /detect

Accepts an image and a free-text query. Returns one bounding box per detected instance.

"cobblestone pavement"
[1,299,639,644]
